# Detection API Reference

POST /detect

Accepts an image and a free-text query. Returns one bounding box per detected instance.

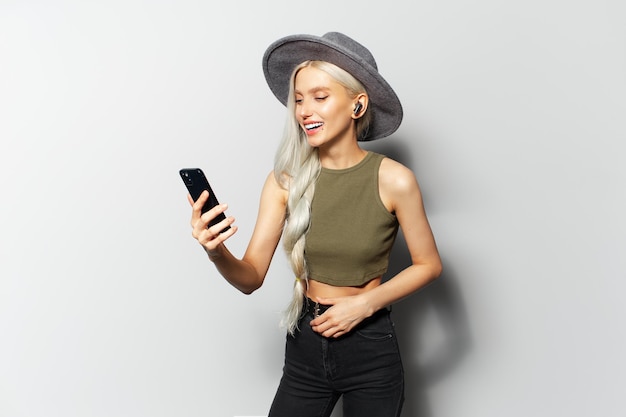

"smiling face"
[293,65,358,148]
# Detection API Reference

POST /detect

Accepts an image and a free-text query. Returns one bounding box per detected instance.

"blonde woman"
[188,32,442,417]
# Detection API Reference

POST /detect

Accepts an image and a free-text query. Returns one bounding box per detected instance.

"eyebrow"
[294,86,331,95]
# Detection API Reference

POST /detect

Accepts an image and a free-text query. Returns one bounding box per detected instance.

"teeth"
[305,122,323,130]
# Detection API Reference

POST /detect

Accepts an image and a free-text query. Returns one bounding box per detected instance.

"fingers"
[195,224,237,254]
[192,219,238,256]
[189,190,227,229]
[192,211,236,242]
[189,190,209,223]
[310,311,358,339]
[311,320,350,338]
[309,296,369,338]
[189,190,237,250]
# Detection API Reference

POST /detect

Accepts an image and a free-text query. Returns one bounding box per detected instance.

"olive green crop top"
[304,152,399,286]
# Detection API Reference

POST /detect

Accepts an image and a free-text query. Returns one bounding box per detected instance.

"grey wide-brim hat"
[262,32,403,141]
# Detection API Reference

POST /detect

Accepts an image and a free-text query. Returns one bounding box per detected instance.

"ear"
[352,94,368,119]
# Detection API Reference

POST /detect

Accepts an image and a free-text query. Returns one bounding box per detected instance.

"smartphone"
[179,168,230,232]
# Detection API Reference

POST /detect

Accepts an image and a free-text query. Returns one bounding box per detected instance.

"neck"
[318,142,367,170]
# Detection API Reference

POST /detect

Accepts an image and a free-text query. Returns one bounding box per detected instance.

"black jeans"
[269,298,404,417]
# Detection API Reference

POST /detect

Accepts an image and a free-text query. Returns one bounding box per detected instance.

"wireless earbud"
[353,102,363,115]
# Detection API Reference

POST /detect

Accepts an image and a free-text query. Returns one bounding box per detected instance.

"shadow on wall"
[390,240,471,417]
[366,139,472,417]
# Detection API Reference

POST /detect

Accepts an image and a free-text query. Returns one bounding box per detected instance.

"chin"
[307,137,326,148]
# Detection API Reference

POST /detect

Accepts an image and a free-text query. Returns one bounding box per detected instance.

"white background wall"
[1,1,624,416]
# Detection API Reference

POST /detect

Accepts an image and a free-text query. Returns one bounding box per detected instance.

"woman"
[188,32,442,417]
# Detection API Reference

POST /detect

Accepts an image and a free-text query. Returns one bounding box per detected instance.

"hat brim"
[262,34,403,141]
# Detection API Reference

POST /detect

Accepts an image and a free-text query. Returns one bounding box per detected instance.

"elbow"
[430,259,443,281]
[240,287,258,295]
[238,280,263,295]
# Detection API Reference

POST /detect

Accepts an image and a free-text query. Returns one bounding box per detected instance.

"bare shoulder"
[261,170,288,207]
[379,156,421,198]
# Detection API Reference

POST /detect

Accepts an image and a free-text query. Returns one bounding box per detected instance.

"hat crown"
[322,32,378,71]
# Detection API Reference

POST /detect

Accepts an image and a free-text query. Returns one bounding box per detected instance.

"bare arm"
[360,158,442,310]
[190,171,287,294]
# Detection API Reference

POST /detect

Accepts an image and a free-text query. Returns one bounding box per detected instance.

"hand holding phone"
[179,168,230,232]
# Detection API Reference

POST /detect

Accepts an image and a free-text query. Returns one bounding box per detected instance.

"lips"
[304,122,324,133]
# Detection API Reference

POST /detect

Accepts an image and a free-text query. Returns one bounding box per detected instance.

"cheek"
[320,102,348,121]
[294,108,304,123]
[329,107,353,127]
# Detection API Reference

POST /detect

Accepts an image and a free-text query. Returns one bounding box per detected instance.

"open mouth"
[305,122,324,131]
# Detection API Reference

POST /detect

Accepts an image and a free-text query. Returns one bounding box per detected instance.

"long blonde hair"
[273,60,371,335]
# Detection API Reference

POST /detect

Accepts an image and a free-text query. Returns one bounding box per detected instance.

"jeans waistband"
[304,297,331,317]
[303,296,391,319]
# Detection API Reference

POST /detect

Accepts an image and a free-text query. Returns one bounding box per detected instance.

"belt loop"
[313,301,320,318]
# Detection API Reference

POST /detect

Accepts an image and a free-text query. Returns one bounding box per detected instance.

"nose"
[298,99,312,119]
